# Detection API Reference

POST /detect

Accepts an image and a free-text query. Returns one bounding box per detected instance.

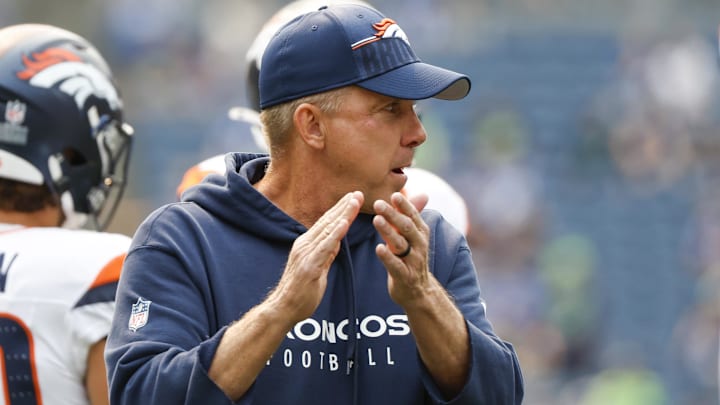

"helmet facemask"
[50,116,133,231]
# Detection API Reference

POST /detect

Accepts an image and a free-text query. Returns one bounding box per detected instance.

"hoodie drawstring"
[340,239,359,405]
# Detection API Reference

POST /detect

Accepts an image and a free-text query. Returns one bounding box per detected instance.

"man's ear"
[293,103,325,150]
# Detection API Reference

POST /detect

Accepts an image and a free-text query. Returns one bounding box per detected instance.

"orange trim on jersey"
[0,226,27,235]
[89,253,125,289]
[0,346,8,405]
[0,312,43,405]
[176,166,215,198]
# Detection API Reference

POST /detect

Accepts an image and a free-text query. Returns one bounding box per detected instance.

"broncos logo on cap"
[16,47,121,111]
[351,18,410,50]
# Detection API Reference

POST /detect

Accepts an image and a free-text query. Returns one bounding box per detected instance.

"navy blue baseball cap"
[259,3,471,109]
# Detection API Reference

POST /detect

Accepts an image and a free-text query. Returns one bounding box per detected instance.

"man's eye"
[384,103,399,113]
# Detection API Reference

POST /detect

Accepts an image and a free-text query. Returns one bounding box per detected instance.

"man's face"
[319,86,426,212]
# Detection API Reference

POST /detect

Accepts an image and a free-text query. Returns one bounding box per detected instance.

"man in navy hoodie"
[106,3,524,404]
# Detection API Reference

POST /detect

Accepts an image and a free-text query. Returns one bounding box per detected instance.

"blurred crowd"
[3,0,719,403]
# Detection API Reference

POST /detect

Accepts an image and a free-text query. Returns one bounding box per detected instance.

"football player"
[0,24,133,405]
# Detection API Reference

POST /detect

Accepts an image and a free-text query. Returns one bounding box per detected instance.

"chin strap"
[59,190,93,230]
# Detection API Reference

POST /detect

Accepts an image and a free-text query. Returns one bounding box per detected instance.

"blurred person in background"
[0,24,134,404]
[106,3,522,404]
[177,0,470,238]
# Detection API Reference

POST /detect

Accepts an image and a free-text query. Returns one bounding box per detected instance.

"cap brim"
[356,61,471,101]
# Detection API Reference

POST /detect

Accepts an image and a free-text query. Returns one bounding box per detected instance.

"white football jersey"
[0,223,130,405]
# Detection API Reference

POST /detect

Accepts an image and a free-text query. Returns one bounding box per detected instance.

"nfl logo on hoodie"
[129,297,152,332]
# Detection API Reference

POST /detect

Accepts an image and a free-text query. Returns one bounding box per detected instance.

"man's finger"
[307,191,362,240]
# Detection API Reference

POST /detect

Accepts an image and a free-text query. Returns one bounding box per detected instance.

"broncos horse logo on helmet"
[0,24,133,230]
[17,47,122,111]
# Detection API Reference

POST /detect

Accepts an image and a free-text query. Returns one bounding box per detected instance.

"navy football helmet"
[0,24,133,230]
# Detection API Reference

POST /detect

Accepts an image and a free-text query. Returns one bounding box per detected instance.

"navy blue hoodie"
[106,153,524,404]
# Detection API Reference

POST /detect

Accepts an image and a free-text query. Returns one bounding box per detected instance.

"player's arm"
[206,295,301,399]
[374,193,523,403]
[404,278,470,396]
[86,338,109,405]
[373,193,468,396]
[208,191,362,400]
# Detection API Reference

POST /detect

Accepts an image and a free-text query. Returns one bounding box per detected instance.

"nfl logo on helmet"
[5,100,26,125]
